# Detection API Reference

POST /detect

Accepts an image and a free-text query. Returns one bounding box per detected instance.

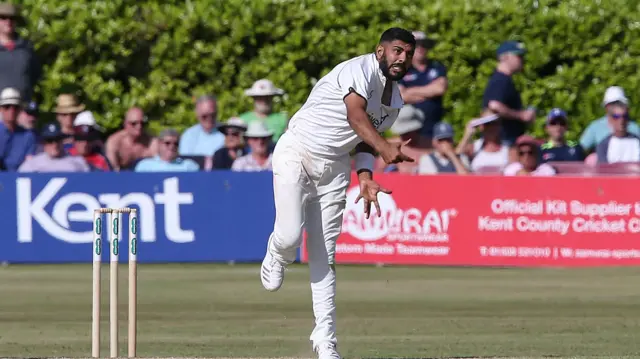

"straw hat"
[0,3,20,18]
[54,94,85,114]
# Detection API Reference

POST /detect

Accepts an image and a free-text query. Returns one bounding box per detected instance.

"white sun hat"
[245,120,274,138]
[0,88,21,106]
[244,79,285,97]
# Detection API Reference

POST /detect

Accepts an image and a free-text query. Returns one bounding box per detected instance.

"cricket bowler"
[260,27,416,359]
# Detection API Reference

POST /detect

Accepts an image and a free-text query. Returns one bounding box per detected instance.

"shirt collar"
[371,53,404,109]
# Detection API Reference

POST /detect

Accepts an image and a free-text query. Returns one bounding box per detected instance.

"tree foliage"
[16,0,640,140]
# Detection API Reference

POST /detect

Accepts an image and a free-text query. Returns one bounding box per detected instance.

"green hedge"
[16,0,640,140]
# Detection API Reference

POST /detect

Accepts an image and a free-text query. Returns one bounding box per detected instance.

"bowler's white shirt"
[287,53,404,157]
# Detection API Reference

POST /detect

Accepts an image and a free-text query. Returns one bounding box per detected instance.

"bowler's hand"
[379,139,415,165]
[355,178,392,219]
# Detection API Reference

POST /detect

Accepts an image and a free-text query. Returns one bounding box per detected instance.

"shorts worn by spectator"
[579,86,640,152]
[68,125,111,171]
[398,31,447,148]
[417,122,470,175]
[0,3,41,103]
[540,108,584,162]
[595,103,640,164]
[239,80,289,143]
[18,122,90,173]
[0,87,36,171]
[457,115,510,172]
[231,121,273,172]
[179,95,225,156]
[482,41,535,145]
[213,117,249,170]
[135,128,199,172]
[105,107,158,171]
[378,105,428,173]
[503,135,556,176]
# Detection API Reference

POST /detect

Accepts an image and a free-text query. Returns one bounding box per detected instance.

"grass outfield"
[0,264,639,359]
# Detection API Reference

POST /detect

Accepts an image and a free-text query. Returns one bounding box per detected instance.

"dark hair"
[379,27,416,46]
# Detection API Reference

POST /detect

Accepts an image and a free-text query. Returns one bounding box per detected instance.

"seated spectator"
[377,105,428,173]
[232,121,273,172]
[106,107,158,171]
[18,122,90,172]
[74,110,105,152]
[0,87,36,171]
[596,103,640,164]
[135,129,199,172]
[503,135,556,176]
[580,86,640,152]
[179,95,225,156]
[457,116,510,172]
[17,101,38,131]
[240,79,289,142]
[213,117,249,170]
[54,94,86,151]
[417,122,469,175]
[68,125,111,171]
[540,108,584,162]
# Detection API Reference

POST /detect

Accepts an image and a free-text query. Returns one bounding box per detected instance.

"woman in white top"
[456,118,512,172]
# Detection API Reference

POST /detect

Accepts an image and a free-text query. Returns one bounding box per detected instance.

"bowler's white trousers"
[267,130,351,347]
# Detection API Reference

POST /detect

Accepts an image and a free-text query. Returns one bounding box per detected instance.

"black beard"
[379,57,405,81]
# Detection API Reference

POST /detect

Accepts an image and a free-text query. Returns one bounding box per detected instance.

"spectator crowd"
[0,2,637,176]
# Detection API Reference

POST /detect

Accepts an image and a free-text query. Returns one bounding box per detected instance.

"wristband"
[354,152,375,173]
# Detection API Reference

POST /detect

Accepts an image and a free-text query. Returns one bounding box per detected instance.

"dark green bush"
[16,0,640,140]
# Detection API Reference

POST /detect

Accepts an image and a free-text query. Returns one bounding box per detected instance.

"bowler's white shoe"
[260,249,285,292]
[313,342,341,359]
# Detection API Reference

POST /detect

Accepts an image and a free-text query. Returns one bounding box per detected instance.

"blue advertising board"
[0,171,289,264]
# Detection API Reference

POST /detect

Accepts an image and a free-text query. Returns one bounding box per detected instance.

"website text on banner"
[0,172,282,264]
[301,173,640,267]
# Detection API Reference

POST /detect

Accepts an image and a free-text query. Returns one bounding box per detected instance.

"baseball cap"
[24,101,38,116]
[412,31,436,48]
[433,122,454,140]
[40,122,64,140]
[602,86,629,107]
[497,41,526,57]
[546,108,568,124]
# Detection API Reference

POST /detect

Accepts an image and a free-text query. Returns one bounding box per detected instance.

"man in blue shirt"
[135,128,199,172]
[0,87,36,171]
[482,41,536,145]
[178,95,225,156]
[398,31,448,148]
[540,108,584,163]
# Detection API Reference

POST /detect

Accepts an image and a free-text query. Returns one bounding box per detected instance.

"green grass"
[0,263,639,359]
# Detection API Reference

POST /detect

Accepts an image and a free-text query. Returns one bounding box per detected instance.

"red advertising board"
[301,173,640,267]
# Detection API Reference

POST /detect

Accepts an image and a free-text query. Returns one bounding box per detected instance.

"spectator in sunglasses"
[105,107,158,171]
[213,117,249,170]
[503,135,556,176]
[540,108,584,163]
[579,86,640,152]
[134,128,199,172]
[595,103,640,164]
[231,121,273,172]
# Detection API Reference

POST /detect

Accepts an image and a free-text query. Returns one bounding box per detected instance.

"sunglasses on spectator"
[611,113,629,120]
[0,16,15,20]
[0,104,19,110]
[127,121,143,127]
[547,118,567,126]
[226,130,242,137]
[518,150,535,156]
[162,140,179,147]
